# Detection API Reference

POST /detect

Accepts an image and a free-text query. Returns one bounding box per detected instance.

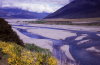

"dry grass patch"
[43,17,100,22]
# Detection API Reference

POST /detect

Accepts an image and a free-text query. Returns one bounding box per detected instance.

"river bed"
[7,19,100,65]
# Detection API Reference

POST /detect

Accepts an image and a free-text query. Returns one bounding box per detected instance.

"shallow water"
[12,24,100,65]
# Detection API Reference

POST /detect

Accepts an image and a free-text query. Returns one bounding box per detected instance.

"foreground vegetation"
[25,43,52,54]
[0,18,58,65]
[0,41,58,65]
[0,18,24,47]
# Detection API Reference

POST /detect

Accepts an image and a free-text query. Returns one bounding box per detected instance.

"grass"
[16,17,100,26]
[37,20,47,24]
[22,20,47,24]
[25,43,52,55]
[22,20,73,25]
[69,22,100,26]
[53,21,73,25]
[43,17,100,22]
[85,22,100,26]
[43,18,100,26]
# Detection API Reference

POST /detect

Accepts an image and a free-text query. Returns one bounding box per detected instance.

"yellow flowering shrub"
[0,41,58,65]
[47,57,58,65]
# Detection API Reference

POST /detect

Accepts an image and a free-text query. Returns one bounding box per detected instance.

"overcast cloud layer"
[0,0,72,13]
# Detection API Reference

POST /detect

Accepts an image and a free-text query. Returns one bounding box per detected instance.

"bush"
[0,18,24,47]
[0,41,58,65]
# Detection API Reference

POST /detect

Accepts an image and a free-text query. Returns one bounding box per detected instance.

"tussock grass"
[25,43,52,55]
[44,17,100,22]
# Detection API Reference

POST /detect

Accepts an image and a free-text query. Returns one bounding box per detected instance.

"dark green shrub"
[0,56,2,60]
[0,18,24,47]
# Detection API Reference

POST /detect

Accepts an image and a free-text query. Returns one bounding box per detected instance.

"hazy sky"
[0,0,73,13]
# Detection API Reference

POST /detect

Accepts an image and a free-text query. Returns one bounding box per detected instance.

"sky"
[0,0,73,13]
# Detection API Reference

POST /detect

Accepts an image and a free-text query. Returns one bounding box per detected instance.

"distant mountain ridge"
[44,0,100,19]
[0,7,50,19]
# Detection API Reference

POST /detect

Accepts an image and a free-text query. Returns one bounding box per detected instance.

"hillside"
[44,0,100,19]
[0,7,50,19]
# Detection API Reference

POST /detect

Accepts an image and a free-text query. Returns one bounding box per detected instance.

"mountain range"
[44,0,100,19]
[0,7,50,19]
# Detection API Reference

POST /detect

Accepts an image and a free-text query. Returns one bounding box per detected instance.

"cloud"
[0,0,72,13]
[2,4,10,7]
[13,3,55,13]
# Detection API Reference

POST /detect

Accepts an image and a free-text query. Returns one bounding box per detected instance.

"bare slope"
[44,0,100,19]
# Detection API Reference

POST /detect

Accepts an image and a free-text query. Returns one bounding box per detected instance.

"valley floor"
[7,19,100,65]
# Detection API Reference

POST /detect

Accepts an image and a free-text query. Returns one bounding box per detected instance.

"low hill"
[0,7,50,19]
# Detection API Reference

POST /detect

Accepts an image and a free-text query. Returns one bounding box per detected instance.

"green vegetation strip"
[25,43,52,55]
[22,20,47,24]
